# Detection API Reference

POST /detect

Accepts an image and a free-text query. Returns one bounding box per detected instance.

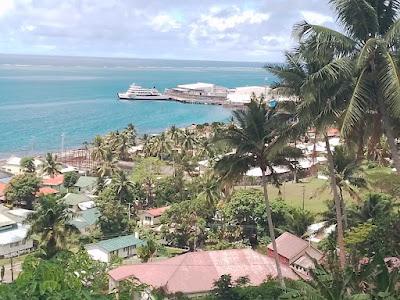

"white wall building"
[138,206,170,227]
[227,86,269,104]
[1,156,43,175]
[85,234,145,263]
[0,213,33,258]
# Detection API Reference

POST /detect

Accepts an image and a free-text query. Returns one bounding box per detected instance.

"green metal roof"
[74,176,97,188]
[70,208,100,229]
[63,193,91,206]
[90,234,145,252]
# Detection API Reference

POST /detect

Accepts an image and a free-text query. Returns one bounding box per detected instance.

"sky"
[0,0,338,62]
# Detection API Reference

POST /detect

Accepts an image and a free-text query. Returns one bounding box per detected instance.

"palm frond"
[377,47,400,118]
[293,20,356,55]
[341,68,373,137]
[384,18,400,46]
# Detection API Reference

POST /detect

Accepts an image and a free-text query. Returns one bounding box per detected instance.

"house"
[108,248,300,298]
[227,86,269,104]
[69,208,100,234]
[138,206,170,226]
[0,213,33,258]
[267,232,324,275]
[0,156,42,175]
[85,234,145,263]
[42,175,65,192]
[36,187,59,197]
[0,183,6,201]
[73,176,97,193]
[63,193,93,212]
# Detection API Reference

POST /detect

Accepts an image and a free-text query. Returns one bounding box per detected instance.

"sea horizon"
[0,54,277,159]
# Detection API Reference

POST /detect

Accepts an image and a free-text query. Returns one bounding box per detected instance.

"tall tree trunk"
[324,134,346,268]
[261,169,285,289]
[379,101,400,174]
[356,128,364,162]
[339,186,348,230]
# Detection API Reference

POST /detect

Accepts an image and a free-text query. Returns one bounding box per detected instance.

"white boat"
[118,83,169,100]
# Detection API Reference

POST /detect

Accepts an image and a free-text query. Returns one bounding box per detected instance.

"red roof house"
[267,232,323,275]
[0,183,7,200]
[108,248,300,296]
[36,187,59,197]
[138,206,170,226]
[42,175,64,187]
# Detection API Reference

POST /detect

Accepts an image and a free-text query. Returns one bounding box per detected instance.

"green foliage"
[5,173,40,209]
[26,196,79,258]
[154,175,189,206]
[63,172,79,189]
[136,234,165,262]
[96,187,129,236]
[21,157,36,173]
[131,157,164,183]
[41,152,61,177]
[161,198,210,250]
[0,252,110,299]
[367,172,400,198]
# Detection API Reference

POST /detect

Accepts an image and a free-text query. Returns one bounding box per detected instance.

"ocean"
[0,54,277,158]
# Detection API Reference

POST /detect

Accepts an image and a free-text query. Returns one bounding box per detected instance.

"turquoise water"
[0,55,275,158]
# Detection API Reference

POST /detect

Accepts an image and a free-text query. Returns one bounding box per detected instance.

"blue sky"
[0,0,337,62]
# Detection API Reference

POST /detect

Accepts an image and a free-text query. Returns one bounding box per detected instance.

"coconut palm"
[267,49,352,268]
[41,153,61,178]
[116,132,134,161]
[180,128,198,155]
[214,97,293,288]
[197,173,221,207]
[167,125,181,145]
[150,133,172,160]
[91,135,105,161]
[111,170,135,203]
[26,196,78,258]
[295,0,400,174]
[96,149,118,178]
[124,123,137,146]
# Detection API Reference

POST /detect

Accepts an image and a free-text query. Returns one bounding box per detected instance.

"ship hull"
[118,93,170,100]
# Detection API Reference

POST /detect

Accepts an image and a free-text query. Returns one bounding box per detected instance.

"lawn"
[241,177,337,214]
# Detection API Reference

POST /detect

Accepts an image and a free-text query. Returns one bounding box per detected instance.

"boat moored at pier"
[118,83,169,100]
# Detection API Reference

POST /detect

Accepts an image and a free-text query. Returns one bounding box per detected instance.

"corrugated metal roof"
[109,248,300,294]
[63,193,91,206]
[70,208,100,230]
[74,176,97,188]
[88,234,145,252]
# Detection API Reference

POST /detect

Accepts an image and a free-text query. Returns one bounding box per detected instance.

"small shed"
[85,234,145,263]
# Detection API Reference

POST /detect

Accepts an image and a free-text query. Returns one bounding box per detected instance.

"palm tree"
[295,1,400,174]
[91,135,105,161]
[41,153,61,178]
[197,172,221,207]
[111,170,135,203]
[150,133,171,160]
[26,196,78,258]
[124,123,137,146]
[96,149,118,178]
[167,125,181,145]
[180,128,198,155]
[267,49,351,268]
[214,98,292,288]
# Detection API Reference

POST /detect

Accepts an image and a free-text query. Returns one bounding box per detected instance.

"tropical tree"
[167,125,181,145]
[96,148,118,178]
[214,97,292,288]
[197,173,222,207]
[111,170,135,203]
[26,196,78,258]
[63,171,79,192]
[295,0,400,173]
[5,174,40,209]
[267,49,351,268]
[20,157,36,173]
[150,132,172,160]
[91,135,105,161]
[180,128,198,155]
[41,153,61,178]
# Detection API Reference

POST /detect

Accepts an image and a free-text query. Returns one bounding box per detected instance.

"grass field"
[241,177,345,214]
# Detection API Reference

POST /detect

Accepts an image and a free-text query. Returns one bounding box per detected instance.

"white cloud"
[0,0,14,18]
[300,11,333,25]
[149,14,181,32]
[21,24,36,32]
[201,9,270,32]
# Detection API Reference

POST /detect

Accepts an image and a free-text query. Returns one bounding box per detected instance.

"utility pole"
[302,185,305,210]
[10,256,14,282]
[61,133,65,155]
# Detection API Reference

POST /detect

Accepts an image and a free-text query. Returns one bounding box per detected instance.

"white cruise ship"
[118,83,169,100]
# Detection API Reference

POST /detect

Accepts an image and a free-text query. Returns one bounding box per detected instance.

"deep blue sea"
[0,54,277,158]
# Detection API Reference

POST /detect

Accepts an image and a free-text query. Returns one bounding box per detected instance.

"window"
[144,216,152,222]
[123,247,129,252]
